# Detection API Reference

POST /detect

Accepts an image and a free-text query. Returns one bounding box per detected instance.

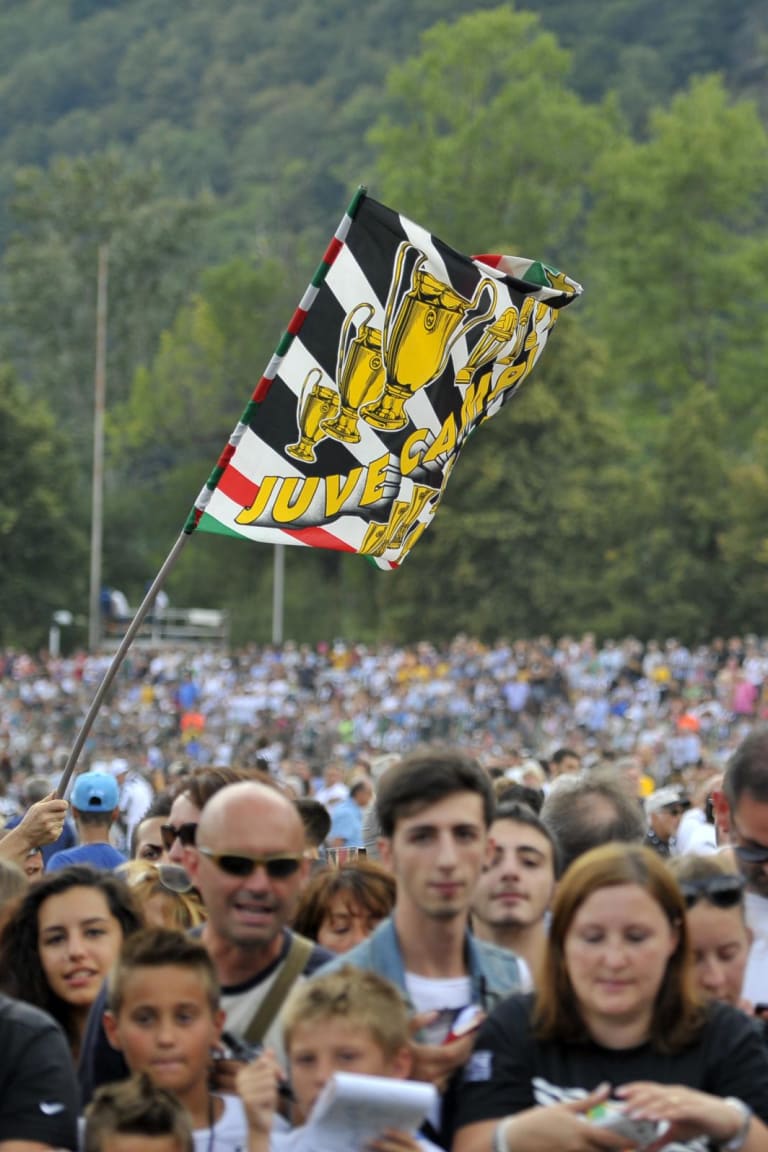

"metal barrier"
[103,607,230,649]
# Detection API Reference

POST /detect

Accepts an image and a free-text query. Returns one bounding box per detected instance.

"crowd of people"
[2,632,768,803]
[2,635,768,1150]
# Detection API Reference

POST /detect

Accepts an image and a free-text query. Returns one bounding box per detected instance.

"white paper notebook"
[301,1071,438,1152]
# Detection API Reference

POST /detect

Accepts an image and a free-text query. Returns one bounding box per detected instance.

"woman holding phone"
[451,843,768,1152]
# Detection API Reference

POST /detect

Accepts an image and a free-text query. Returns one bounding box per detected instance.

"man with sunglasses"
[642,784,689,858]
[78,777,331,1107]
[187,780,332,1067]
[717,729,768,1005]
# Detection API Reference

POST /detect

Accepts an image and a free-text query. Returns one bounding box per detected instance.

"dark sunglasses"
[733,842,768,865]
[663,805,687,817]
[680,874,745,909]
[160,822,198,851]
[197,848,303,880]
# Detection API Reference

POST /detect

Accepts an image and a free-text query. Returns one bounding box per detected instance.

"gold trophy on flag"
[285,368,339,462]
[455,304,530,387]
[321,302,385,444]
[361,243,497,432]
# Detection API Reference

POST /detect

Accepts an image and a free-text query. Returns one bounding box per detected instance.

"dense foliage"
[0,0,766,648]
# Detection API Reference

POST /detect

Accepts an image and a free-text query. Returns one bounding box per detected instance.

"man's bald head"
[191,780,308,956]
[197,780,305,853]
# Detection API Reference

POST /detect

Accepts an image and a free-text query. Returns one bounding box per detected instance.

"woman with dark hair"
[0,864,142,1059]
[453,843,768,1152]
[293,859,396,954]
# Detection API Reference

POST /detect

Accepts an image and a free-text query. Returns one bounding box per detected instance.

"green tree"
[106,257,297,608]
[370,5,617,266]
[373,320,641,641]
[719,428,768,634]
[587,76,768,441]
[598,384,730,640]
[2,152,208,457]
[0,366,88,646]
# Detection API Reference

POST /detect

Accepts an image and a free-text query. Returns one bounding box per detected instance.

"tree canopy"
[1,0,767,647]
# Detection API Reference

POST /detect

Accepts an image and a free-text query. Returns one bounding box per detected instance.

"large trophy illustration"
[321,303,385,444]
[360,243,497,432]
[285,368,339,463]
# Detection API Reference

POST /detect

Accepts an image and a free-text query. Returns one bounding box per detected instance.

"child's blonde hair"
[281,965,410,1059]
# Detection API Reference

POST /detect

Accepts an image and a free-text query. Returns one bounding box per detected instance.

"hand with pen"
[236,1048,288,1152]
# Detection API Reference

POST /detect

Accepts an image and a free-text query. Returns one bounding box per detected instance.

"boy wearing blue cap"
[47,770,127,872]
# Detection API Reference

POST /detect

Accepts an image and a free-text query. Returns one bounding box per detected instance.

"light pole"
[88,243,109,651]
[272,543,285,645]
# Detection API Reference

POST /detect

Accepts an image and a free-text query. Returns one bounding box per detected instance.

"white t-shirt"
[743,892,768,1004]
[675,808,718,856]
[404,972,473,1131]
[193,1092,248,1152]
[404,972,473,1045]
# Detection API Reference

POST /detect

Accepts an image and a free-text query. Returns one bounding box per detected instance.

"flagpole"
[56,530,191,799]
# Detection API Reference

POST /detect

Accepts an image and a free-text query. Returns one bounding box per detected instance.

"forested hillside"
[1,0,767,647]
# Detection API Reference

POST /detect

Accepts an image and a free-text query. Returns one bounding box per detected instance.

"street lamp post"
[88,243,109,651]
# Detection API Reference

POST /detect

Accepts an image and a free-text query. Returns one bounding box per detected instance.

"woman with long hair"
[452,843,768,1152]
[0,864,142,1060]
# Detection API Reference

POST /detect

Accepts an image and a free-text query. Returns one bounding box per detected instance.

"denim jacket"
[318,916,529,1024]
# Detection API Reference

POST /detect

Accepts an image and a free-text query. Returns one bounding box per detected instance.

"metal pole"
[88,243,109,651]
[272,543,285,645]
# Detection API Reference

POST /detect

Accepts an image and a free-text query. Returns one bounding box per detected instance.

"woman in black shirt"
[452,844,768,1152]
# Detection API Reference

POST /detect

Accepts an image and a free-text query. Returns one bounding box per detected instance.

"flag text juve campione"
[188,192,582,569]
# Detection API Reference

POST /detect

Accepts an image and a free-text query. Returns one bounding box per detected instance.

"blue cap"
[71,771,120,812]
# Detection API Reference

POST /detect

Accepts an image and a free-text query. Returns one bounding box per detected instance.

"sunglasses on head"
[124,863,196,895]
[197,848,303,880]
[160,822,197,851]
[680,874,745,909]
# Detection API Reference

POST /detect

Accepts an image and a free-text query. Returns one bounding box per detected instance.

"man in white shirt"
[111,756,154,850]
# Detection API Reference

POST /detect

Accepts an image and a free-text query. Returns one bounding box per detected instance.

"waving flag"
[185,189,582,569]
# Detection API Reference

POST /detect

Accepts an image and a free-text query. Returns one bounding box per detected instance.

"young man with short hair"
[470,801,559,982]
[320,748,528,1145]
[47,770,126,872]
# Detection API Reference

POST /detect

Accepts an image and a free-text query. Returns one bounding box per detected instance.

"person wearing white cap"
[47,771,127,872]
[643,785,689,858]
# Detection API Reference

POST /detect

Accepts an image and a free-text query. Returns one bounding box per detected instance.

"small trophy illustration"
[361,243,497,433]
[455,305,527,388]
[322,302,385,444]
[285,368,339,463]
